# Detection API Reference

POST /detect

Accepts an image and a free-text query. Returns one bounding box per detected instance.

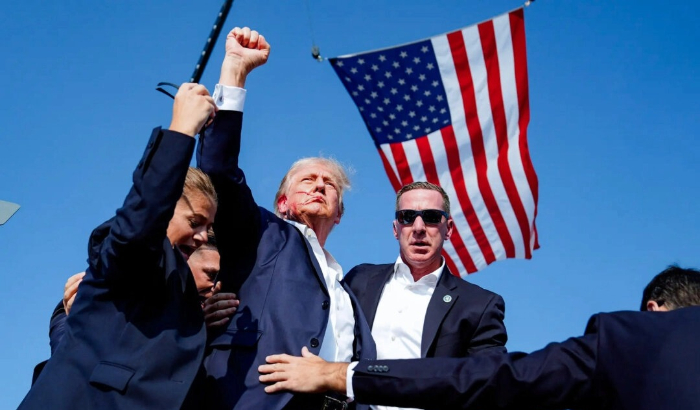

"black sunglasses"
[395,209,448,225]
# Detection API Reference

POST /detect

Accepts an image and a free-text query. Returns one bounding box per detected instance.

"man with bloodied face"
[197,27,375,410]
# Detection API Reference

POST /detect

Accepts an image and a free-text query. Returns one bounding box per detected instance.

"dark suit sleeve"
[353,333,599,410]
[468,294,508,354]
[197,111,260,292]
[88,128,195,287]
[49,301,67,355]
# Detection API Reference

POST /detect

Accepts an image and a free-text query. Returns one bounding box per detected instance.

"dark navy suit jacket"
[20,129,207,410]
[353,306,700,410]
[344,263,507,358]
[197,111,376,410]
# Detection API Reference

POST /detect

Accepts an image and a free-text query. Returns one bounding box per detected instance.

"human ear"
[445,218,454,240]
[277,195,289,217]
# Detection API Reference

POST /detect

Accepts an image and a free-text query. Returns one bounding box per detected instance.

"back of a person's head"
[640,265,700,311]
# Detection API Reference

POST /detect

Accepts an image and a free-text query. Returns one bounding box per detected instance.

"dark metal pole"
[157,0,235,98]
[190,0,234,83]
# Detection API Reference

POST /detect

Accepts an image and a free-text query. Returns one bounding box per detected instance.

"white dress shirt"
[286,221,356,362]
[358,256,444,410]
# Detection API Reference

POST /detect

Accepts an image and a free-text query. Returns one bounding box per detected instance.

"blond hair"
[183,167,217,205]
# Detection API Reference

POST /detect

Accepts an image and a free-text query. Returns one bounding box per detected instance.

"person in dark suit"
[343,182,506,381]
[196,27,375,410]
[20,83,219,409]
[259,266,700,410]
[41,230,235,358]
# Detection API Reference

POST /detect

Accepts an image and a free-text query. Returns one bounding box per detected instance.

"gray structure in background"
[0,200,20,225]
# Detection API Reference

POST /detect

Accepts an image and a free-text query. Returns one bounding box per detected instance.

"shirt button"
[310,338,320,348]
[391,336,396,341]
[322,300,330,310]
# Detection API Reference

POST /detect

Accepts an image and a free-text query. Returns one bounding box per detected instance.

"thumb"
[301,346,316,358]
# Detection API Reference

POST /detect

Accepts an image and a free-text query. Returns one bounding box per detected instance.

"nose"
[412,215,427,232]
[313,176,325,191]
[194,227,208,246]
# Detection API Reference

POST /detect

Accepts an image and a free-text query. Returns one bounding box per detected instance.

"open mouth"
[178,244,195,260]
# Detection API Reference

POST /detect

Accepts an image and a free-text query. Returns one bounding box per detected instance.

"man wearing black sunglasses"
[343,181,507,410]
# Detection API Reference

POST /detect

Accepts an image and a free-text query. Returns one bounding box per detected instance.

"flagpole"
[190,0,234,83]
[156,0,235,98]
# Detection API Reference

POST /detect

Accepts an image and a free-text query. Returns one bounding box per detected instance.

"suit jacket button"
[322,300,330,310]
[382,365,389,371]
[367,365,374,372]
[310,338,319,348]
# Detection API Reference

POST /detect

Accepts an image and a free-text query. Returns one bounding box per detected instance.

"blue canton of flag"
[330,41,451,146]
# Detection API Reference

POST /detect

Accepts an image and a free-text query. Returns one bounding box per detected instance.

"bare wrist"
[329,363,349,393]
[219,58,249,88]
[168,121,196,138]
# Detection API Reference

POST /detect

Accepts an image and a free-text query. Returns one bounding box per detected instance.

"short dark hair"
[395,182,451,214]
[640,265,700,311]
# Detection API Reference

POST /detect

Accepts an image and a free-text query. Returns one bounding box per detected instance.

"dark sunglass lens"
[422,210,444,224]
[397,210,417,224]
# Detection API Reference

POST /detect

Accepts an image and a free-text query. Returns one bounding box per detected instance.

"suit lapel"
[421,267,460,357]
[363,266,394,328]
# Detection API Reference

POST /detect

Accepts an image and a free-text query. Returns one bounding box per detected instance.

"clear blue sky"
[2,0,698,407]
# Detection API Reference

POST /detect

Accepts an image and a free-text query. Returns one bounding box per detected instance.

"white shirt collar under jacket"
[286,220,356,362]
[370,256,445,410]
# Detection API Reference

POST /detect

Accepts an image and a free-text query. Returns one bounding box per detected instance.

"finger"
[264,382,288,393]
[69,271,86,282]
[65,272,85,289]
[248,30,259,49]
[230,27,241,38]
[239,27,251,46]
[206,317,230,328]
[64,280,81,301]
[218,293,239,301]
[258,363,286,375]
[192,84,210,96]
[204,301,237,316]
[301,346,315,357]
[65,294,77,315]
[258,35,270,51]
[204,304,237,318]
[259,372,288,383]
[266,354,293,364]
[205,292,234,304]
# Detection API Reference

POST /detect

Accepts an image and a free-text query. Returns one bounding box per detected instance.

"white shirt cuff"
[213,84,246,112]
[346,361,358,400]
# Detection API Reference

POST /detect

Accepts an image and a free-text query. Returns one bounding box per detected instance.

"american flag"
[330,8,539,277]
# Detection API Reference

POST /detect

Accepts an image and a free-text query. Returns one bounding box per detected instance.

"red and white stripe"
[377,9,539,277]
